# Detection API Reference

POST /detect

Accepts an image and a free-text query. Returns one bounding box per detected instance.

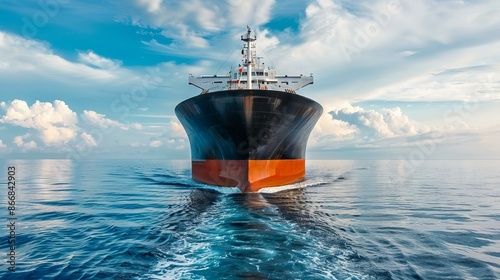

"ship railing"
[198,84,296,94]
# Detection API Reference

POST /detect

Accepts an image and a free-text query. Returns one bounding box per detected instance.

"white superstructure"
[188,26,313,94]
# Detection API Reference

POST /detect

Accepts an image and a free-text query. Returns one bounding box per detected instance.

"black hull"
[175,90,323,160]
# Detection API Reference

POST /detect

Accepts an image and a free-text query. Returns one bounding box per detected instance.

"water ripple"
[0,159,498,279]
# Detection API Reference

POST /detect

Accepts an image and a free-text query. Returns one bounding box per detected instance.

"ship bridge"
[188,27,313,94]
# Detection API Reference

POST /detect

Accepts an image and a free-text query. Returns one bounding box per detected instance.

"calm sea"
[0,159,498,279]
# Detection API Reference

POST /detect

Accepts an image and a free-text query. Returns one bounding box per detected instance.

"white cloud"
[131,142,142,147]
[0,98,168,154]
[80,132,97,147]
[310,100,500,159]
[239,0,500,153]
[309,103,358,147]
[330,103,430,139]
[168,120,187,137]
[145,123,187,150]
[81,110,129,130]
[149,140,162,147]
[13,135,37,150]
[133,0,222,48]
[131,123,143,130]
[78,51,122,70]
[13,136,23,147]
[0,100,143,151]
[0,139,6,149]
[132,0,275,48]
[164,138,186,150]
[397,50,416,57]
[308,102,437,151]
[266,0,500,105]
[0,32,122,83]
[363,66,500,102]
[24,141,37,149]
[0,100,78,146]
[227,0,275,27]
[138,0,162,13]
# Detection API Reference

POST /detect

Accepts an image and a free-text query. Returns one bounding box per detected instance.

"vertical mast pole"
[246,27,252,89]
[241,26,256,90]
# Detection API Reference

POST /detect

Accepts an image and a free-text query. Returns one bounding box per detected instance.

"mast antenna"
[241,26,256,90]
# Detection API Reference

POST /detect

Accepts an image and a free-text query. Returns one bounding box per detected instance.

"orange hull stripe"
[192,159,305,192]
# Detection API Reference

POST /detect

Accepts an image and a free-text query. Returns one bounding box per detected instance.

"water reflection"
[21,159,74,201]
[13,160,75,230]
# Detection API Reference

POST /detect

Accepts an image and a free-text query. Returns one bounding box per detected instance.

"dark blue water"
[0,159,498,279]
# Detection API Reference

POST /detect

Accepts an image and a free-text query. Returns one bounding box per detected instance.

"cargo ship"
[175,27,323,192]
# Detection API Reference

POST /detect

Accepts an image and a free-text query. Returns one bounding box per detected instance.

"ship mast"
[188,26,313,93]
[241,26,256,90]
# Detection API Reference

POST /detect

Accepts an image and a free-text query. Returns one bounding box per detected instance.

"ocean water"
[0,159,499,279]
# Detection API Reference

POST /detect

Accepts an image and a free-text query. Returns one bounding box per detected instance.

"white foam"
[189,178,328,194]
[192,183,241,194]
[258,178,327,193]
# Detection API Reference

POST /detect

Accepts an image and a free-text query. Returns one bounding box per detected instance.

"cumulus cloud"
[166,137,186,150]
[132,0,275,48]
[80,132,97,147]
[78,51,122,70]
[168,120,187,137]
[81,110,129,130]
[0,100,78,146]
[308,102,438,151]
[149,140,162,147]
[133,0,221,48]
[330,104,430,139]
[0,139,6,149]
[13,135,37,150]
[308,102,358,147]
[0,99,151,153]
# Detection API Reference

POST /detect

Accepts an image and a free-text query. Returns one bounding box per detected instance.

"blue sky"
[0,0,499,160]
